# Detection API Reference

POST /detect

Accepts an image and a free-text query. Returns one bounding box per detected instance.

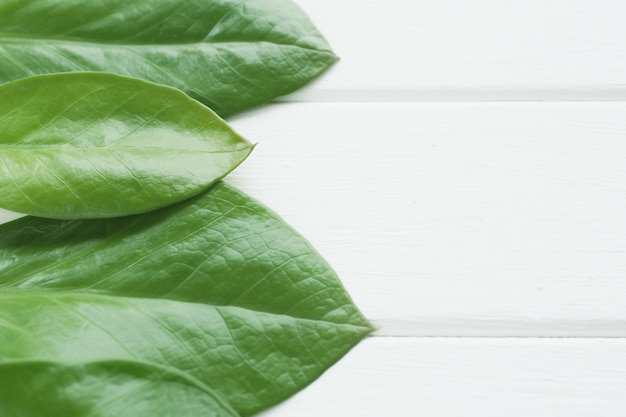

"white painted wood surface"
[244,0,626,413]
[227,102,626,338]
[288,0,626,102]
[258,338,626,417]
[1,0,625,415]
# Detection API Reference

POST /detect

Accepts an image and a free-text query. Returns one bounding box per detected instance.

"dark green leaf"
[0,72,253,219]
[0,182,372,415]
[0,0,338,115]
[0,360,239,417]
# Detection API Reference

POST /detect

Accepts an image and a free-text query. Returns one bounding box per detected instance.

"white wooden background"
[2,0,626,415]
[236,0,626,415]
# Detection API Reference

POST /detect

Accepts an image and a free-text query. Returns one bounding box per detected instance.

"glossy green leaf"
[0,182,372,416]
[0,360,239,417]
[0,0,338,115]
[0,72,253,219]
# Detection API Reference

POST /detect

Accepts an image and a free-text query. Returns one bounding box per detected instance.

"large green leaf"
[0,182,372,416]
[0,360,239,417]
[0,72,253,219]
[0,0,338,115]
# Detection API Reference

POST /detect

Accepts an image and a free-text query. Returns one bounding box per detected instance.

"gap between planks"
[369,334,626,340]
[370,318,626,339]
[276,89,626,104]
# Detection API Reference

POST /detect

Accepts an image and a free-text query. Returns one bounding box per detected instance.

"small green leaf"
[0,72,253,219]
[0,182,372,415]
[0,360,239,417]
[0,0,338,115]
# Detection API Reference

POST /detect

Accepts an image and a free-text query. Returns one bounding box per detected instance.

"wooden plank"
[286,0,626,101]
[226,102,626,336]
[259,337,626,417]
[2,102,624,336]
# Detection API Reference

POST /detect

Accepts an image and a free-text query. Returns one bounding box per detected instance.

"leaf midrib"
[0,288,374,331]
[0,33,336,55]
[0,144,254,153]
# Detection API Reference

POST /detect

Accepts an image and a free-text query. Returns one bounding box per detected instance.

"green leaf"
[0,72,253,219]
[0,360,239,417]
[0,182,372,416]
[0,0,338,115]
